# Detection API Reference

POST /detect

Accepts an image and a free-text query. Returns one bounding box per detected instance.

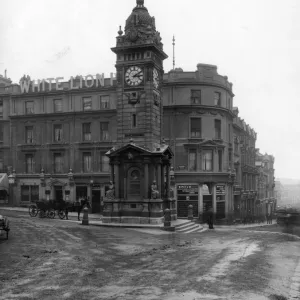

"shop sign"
[216,185,226,195]
[177,185,198,195]
[20,73,115,93]
[92,184,101,190]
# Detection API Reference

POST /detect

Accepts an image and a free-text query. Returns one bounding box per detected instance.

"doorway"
[203,195,213,222]
[54,186,63,202]
[92,189,101,213]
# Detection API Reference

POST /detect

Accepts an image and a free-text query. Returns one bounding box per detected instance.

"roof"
[106,142,173,158]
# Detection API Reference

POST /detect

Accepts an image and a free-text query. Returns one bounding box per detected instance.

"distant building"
[256,153,276,215]
[232,108,258,220]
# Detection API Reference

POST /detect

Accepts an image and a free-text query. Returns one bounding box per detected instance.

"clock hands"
[133,71,143,78]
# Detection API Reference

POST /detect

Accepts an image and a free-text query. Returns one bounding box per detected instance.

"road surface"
[0,209,299,300]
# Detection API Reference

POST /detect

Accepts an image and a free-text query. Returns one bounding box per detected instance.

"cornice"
[162,81,234,97]
[9,109,117,120]
[163,105,235,119]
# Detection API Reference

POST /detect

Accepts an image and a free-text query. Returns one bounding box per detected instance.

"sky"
[1,0,300,180]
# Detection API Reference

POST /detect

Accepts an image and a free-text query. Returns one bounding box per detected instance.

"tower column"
[114,161,120,199]
[144,158,150,199]
[156,159,162,198]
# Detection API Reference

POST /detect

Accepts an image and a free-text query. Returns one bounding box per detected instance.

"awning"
[0,174,9,192]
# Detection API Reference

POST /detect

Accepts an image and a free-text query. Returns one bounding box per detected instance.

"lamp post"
[8,170,16,206]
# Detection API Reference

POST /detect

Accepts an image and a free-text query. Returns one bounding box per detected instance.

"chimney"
[4,69,7,78]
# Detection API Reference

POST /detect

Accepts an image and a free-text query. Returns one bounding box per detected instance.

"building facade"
[256,152,276,216]
[232,108,259,220]
[0,0,277,223]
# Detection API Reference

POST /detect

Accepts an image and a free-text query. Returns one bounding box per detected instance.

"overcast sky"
[1,0,299,180]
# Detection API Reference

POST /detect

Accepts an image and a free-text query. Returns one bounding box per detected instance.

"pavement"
[0,206,278,231]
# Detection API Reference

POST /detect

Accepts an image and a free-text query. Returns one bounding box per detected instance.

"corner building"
[0,0,267,224]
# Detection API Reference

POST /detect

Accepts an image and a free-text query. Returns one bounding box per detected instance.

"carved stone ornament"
[151,180,159,199]
[105,181,115,200]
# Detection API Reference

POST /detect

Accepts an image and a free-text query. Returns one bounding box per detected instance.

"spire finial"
[118,25,123,36]
[136,0,144,7]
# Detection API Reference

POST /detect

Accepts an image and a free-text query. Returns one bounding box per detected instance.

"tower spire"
[172,35,176,70]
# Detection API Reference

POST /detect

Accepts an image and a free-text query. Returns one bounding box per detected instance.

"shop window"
[53,124,63,142]
[83,97,92,111]
[25,101,34,114]
[214,92,221,106]
[0,100,3,117]
[202,150,213,171]
[214,119,221,139]
[100,95,110,109]
[21,185,39,202]
[83,152,92,173]
[190,118,201,138]
[216,194,226,219]
[53,99,62,112]
[82,123,91,141]
[191,90,201,104]
[100,122,109,141]
[25,126,34,144]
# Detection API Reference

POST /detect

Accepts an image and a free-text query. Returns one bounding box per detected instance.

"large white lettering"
[20,80,31,93]
[55,77,64,91]
[31,80,41,92]
[70,76,78,89]
[47,78,54,91]
[85,75,94,88]
[20,74,113,93]
[96,73,105,87]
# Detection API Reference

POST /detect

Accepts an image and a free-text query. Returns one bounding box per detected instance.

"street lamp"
[8,171,16,206]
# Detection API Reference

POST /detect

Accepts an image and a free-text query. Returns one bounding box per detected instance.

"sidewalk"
[214,221,277,229]
[0,206,276,230]
[0,206,189,229]
[0,206,102,220]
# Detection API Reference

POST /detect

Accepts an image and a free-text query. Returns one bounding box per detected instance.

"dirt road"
[0,210,299,300]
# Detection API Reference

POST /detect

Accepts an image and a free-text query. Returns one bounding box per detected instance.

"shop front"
[0,173,9,204]
[176,184,199,218]
[216,184,226,220]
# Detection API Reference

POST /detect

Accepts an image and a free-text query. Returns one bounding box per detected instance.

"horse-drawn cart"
[0,214,10,239]
[29,200,71,219]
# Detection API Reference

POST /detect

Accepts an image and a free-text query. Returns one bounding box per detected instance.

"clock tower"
[111,0,167,150]
[104,0,175,225]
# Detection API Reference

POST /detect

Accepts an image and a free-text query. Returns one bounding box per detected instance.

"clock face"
[125,66,144,86]
[153,68,159,88]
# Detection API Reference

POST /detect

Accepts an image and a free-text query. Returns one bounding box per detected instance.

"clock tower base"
[103,142,176,225]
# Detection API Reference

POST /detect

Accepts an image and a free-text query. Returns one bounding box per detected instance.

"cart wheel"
[48,210,56,219]
[58,210,66,220]
[29,205,38,217]
[39,210,46,218]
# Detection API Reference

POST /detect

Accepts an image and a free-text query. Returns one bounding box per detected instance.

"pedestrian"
[65,198,69,220]
[75,197,81,221]
[208,207,214,229]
